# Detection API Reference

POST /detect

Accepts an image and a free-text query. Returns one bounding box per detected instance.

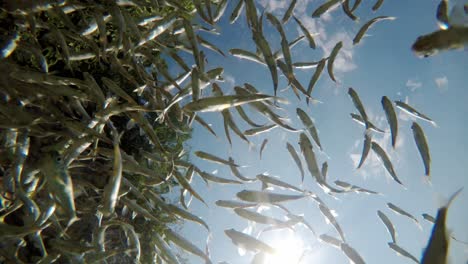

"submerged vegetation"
[0,0,195,263]
[0,0,466,263]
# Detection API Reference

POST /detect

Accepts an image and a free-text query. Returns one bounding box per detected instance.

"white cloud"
[258,0,317,15]
[223,73,236,88]
[435,76,448,92]
[405,79,422,91]
[258,0,288,13]
[295,14,356,78]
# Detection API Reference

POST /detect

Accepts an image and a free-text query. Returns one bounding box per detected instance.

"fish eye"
[55,156,62,162]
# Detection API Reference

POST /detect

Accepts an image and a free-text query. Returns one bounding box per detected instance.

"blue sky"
[168,0,468,263]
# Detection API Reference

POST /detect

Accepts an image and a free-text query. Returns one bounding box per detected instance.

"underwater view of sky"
[168,0,468,263]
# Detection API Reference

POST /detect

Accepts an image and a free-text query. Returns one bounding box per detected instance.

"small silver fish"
[348,87,369,127]
[382,96,398,148]
[371,141,402,185]
[387,202,421,229]
[292,61,321,69]
[259,139,268,159]
[236,105,264,128]
[138,14,178,47]
[215,200,258,209]
[293,16,316,49]
[195,151,240,167]
[198,35,226,57]
[245,124,278,137]
[341,242,365,264]
[252,26,278,96]
[172,169,207,205]
[1,32,20,59]
[353,16,396,45]
[286,142,305,182]
[194,115,218,137]
[282,0,298,23]
[299,133,323,183]
[183,94,275,113]
[167,204,210,231]
[350,113,385,133]
[388,243,420,263]
[342,0,359,21]
[228,157,257,182]
[411,122,431,176]
[318,234,342,249]
[230,0,245,24]
[99,126,122,217]
[372,0,385,11]
[225,228,276,254]
[229,48,266,65]
[214,0,228,23]
[234,208,286,226]
[198,170,243,185]
[358,132,372,169]
[334,180,380,195]
[297,108,323,150]
[307,59,326,104]
[164,228,211,263]
[121,197,160,222]
[377,210,397,243]
[319,204,346,241]
[267,13,293,80]
[423,213,436,223]
[153,233,181,264]
[327,41,343,82]
[312,0,342,18]
[221,106,250,145]
[39,151,78,229]
[257,174,304,193]
[237,190,307,204]
[395,100,436,126]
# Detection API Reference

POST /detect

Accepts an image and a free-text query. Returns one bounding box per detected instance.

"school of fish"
[0,0,466,263]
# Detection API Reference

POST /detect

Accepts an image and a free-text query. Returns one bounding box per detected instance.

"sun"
[263,232,306,264]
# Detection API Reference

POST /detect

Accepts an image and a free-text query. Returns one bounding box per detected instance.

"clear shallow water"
[177,0,468,263]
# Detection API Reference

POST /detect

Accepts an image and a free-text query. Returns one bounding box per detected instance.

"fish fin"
[416,221,423,230]
[205,233,213,264]
[451,235,468,245]
[436,188,463,209]
[248,141,255,151]
[437,22,450,30]
[446,188,463,208]
[421,173,433,186]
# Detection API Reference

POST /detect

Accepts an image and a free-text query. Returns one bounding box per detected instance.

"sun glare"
[264,232,305,264]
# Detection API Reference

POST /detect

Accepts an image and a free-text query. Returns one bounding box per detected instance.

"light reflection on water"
[264,231,305,264]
